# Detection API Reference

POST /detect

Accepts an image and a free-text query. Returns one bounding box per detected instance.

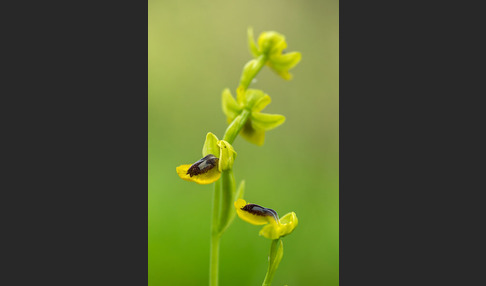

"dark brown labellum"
[186,154,219,177]
[241,204,279,222]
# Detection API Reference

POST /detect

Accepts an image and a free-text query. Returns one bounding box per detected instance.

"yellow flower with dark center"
[234,199,298,240]
[222,88,285,146]
[176,154,221,185]
[176,133,236,184]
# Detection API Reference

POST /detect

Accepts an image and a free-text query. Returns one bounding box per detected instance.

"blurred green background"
[148,0,338,285]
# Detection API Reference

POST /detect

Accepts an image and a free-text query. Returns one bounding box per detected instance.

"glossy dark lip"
[186,154,219,177]
[241,203,279,222]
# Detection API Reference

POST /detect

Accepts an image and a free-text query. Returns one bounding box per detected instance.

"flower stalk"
[177,28,300,286]
[210,232,221,286]
[238,55,267,92]
[209,57,262,286]
[223,109,251,144]
[262,239,284,286]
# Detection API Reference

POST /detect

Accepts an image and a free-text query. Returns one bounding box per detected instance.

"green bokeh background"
[148,0,338,285]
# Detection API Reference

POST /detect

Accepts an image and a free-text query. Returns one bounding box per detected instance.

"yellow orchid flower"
[234,199,298,240]
[222,88,285,146]
[176,133,236,184]
[176,154,221,185]
[248,27,301,80]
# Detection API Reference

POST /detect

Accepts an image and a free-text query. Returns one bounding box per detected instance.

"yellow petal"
[176,164,221,185]
[267,63,293,80]
[244,89,266,110]
[277,70,292,80]
[269,52,301,70]
[234,199,275,226]
[278,212,298,237]
[267,52,301,81]
[252,95,271,113]
[259,223,281,240]
[240,121,265,146]
[234,198,246,209]
[251,112,286,131]
[259,212,298,240]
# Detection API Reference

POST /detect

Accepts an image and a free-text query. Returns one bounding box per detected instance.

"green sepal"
[217,140,237,171]
[267,51,302,80]
[240,125,265,146]
[252,94,271,113]
[222,88,242,119]
[269,51,302,69]
[202,132,220,157]
[244,89,267,111]
[251,112,286,131]
[247,27,260,58]
[236,86,246,106]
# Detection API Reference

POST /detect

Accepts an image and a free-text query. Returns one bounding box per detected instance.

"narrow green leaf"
[219,179,245,235]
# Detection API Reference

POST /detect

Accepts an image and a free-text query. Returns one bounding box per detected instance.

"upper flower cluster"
[247,27,302,80]
[222,88,285,146]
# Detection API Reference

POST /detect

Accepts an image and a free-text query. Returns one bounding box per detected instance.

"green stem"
[248,54,267,87]
[223,109,250,144]
[209,111,250,286]
[210,233,220,286]
[209,52,267,286]
[218,169,236,234]
[225,54,266,144]
[239,55,267,91]
[262,239,284,286]
[210,180,221,286]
